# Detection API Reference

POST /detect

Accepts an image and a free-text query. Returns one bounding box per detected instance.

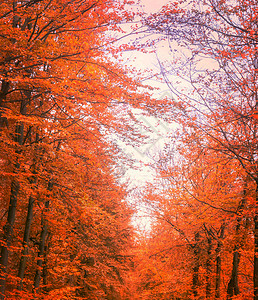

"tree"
[134,133,254,299]
[0,0,152,298]
[144,0,258,298]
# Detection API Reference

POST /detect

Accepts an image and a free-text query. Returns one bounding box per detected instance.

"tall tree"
[0,0,152,298]
[144,0,258,298]
[134,134,254,299]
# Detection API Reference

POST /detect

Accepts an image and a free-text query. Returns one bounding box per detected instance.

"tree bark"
[227,251,240,299]
[0,80,9,128]
[0,180,20,299]
[227,189,247,299]
[42,234,50,292]
[215,224,225,299]
[33,181,53,292]
[18,132,39,291]
[0,99,26,299]
[206,237,212,299]
[192,233,200,298]
[254,182,258,300]
[17,195,34,290]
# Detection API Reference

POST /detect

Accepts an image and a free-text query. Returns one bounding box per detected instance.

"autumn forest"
[0,0,258,299]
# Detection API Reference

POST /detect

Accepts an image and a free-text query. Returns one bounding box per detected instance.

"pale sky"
[121,0,172,231]
[119,0,173,183]
[140,0,169,13]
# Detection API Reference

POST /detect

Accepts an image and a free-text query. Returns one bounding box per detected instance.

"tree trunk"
[0,99,26,299]
[227,251,240,299]
[18,132,39,290]
[215,224,225,299]
[215,253,222,299]
[227,190,247,299]
[206,237,212,299]
[192,233,200,298]
[42,234,50,292]
[0,80,9,128]
[33,181,53,292]
[0,180,20,299]
[17,195,34,290]
[254,182,258,300]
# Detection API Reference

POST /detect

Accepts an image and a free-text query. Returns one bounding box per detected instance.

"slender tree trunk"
[18,132,39,290]
[42,234,50,292]
[0,9,25,296]
[227,189,247,299]
[17,195,34,290]
[253,48,258,300]
[215,224,225,299]
[0,9,20,297]
[33,181,53,292]
[254,182,258,300]
[206,237,212,299]
[192,233,200,298]
[33,142,60,293]
[192,263,199,298]
[227,251,240,299]
[0,80,9,128]
[215,252,222,299]
[0,99,26,299]
[0,179,20,299]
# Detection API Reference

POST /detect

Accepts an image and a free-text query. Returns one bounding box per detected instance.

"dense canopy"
[1,0,258,299]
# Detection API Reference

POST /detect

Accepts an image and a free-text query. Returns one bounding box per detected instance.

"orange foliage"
[0,0,148,299]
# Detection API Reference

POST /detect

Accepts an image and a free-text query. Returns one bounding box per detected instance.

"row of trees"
[2,0,258,299]
[132,141,254,299]
[128,0,258,299]
[0,0,155,299]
